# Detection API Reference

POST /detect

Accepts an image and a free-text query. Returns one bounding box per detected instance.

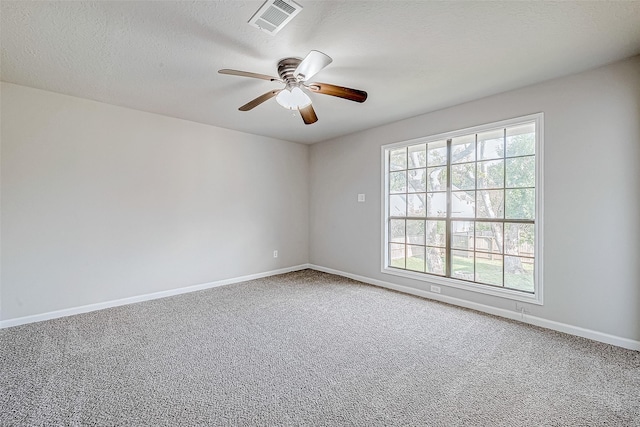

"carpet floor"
[1,269,639,426]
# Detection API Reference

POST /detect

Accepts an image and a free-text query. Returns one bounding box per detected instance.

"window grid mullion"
[474,132,478,283]
[445,139,452,278]
[502,128,507,287]
[404,148,408,270]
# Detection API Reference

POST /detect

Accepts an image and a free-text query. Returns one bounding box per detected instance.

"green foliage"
[427,142,447,166]
[408,144,426,168]
[505,188,535,220]
[407,220,425,244]
[390,171,407,193]
[427,167,447,192]
[390,148,407,170]
[452,255,534,292]
[451,140,475,163]
[451,163,475,190]
[477,160,504,189]
[428,220,446,246]
[478,138,504,160]
[506,156,535,188]
[408,169,426,192]
[390,220,405,242]
[506,133,535,157]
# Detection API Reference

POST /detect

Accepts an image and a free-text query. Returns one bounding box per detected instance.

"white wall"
[1,82,309,320]
[310,57,640,342]
[3,57,639,345]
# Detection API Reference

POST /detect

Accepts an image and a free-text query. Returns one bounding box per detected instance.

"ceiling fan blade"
[239,89,282,111]
[299,104,318,125]
[307,83,368,103]
[294,50,332,82]
[219,69,281,82]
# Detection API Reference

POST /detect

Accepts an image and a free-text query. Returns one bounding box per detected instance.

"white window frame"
[381,113,544,305]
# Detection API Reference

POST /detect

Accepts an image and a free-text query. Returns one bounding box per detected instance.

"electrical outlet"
[357,194,365,202]
[430,285,441,294]
[273,250,278,258]
[515,302,528,313]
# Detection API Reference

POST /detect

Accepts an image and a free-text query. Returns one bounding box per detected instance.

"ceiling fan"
[218,50,367,125]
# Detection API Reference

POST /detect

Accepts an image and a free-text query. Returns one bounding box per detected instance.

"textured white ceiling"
[2,1,640,144]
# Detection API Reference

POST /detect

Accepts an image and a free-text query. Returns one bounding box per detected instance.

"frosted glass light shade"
[276,87,312,110]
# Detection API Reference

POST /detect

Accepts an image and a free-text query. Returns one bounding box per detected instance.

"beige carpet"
[1,269,639,426]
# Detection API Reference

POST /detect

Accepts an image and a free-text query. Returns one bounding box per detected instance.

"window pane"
[384,116,538,296]
[505,188,535,220]
[426,220,446,247]
[407,194,426,217]
[451,134,475,164]
[406,220,425,245]
[390,243,405,268]
[389,194,407,216]
[475,222,503,254]
[407,245,425,272]
[408,144,426,168]
[476,255,503,286]
[506,124,535,157]
[504,223,534,256]
[390,148,407,171]
[452,250,474,281]
[407,169,426,192]
[505,256,534,292]
[477,190,504,218]
[426,167,447,192]
[389,171,407,194]
[426,247,446,275]
[477,129,504,160]
[427,140,447,166]
[452,190,475,218]
[477,160,504,189]
[452,221,474,250]
[427,192,446,217]
[451,163,475,190]
[505,156,535,188]
[390,219,405,243]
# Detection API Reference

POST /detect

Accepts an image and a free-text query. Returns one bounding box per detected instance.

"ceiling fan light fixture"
[275,87,312,110]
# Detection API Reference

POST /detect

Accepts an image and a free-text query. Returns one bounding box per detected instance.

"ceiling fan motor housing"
[277,58,303,88]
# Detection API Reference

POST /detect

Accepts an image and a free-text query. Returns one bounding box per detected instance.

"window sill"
[381,266,543,305]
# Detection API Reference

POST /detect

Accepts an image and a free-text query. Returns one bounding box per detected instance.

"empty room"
[1,1,639,425]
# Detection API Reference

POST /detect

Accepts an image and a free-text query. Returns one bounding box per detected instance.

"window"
[382,114,543,304]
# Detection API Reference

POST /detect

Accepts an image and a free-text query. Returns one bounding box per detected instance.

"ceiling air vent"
[248,0,303,35]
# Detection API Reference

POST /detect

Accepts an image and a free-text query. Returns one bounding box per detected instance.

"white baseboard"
[308,264,640,351]
[3,263,638,351]
[0,264,311,329]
